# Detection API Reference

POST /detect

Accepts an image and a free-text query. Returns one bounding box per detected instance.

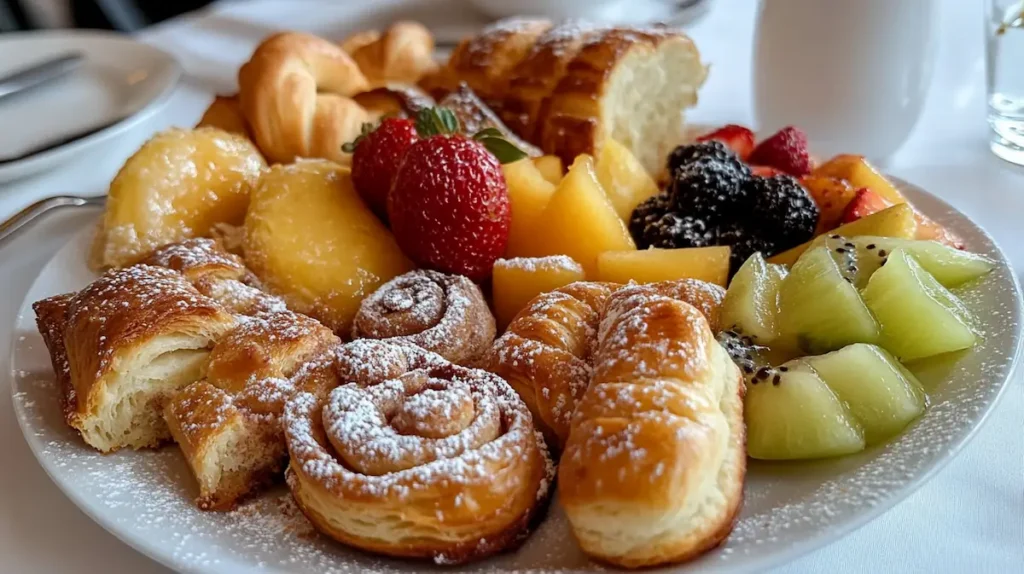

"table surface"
[1,1,1022,572]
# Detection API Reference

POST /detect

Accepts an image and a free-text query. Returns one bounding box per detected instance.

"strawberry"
[749,126,813,177]
[344,117,418,219]
[841,188,893,223]
[697,124,756,160]
[751,165,786,178]
[388,108,526,281]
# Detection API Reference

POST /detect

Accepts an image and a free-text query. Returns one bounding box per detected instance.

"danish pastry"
[37,265,238,452]
[559,282,745,568]
[283,339,554,564]
[164,310,339,509]
[352,270,496,365]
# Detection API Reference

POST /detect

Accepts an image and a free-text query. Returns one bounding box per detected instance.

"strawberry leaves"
[341,122,376,153]
[473,128,527,164]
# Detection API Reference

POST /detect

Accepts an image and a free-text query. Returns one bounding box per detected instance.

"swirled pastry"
[559,282,745,568]
[352,270,496,365]
[283,339,554,564]
[485,281,617,447]
[164,311,338,509]
[36,265,238,452]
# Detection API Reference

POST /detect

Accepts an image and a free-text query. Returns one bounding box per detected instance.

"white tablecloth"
[0,1,1021,572]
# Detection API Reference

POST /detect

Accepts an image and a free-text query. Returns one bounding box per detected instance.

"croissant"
[485,281,617,447]
[429,19,707,176]
[352,270,496,365]
[283,339,554,564]
[196,95,252,139]
[238,32,372,166]
[34,265,238,453]
[559,282,745,568]
[342,21,439,87]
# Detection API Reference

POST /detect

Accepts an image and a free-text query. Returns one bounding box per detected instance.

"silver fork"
[0,195,105,247]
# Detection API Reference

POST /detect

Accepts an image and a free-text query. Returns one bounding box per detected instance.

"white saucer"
[0,31,180,183]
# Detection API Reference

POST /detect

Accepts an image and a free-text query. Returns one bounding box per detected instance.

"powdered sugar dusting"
[495,255,582,274]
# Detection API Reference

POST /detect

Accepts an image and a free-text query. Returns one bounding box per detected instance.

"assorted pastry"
[30,14,999,571]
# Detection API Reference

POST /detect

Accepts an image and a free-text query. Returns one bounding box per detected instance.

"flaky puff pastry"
[485,281,617,448]
[164,310,339,510]
[342,21,439,87]
[352,270,496,366]
[283,339,554,565]
[559,282,745,568]
[36,265,238,453]
[196,95,252,139]
[238,32,372,166]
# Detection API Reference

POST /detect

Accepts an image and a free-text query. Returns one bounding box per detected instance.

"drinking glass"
[986,0,1024,165]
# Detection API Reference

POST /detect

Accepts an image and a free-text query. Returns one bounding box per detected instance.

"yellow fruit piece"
[243,160,413,333]
[502,158,556,256]
[770,203,917,265]
[596,246,731,287]
[813,154,907,205]
[514,155,635,276]
[595,138,660,220]
[532,155,564,185]
[492,255,586,330]
[92,127,266,269]
[801,176,858,234]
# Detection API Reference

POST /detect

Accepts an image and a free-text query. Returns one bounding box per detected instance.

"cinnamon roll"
[351,270,496,365]
[283,340,553,564]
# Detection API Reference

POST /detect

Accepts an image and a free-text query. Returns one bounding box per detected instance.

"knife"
[0,52,84,103]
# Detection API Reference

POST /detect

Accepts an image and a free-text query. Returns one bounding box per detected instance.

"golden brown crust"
[32,293,75,426]
[559,281,744,568]
[485,281,618,448]
[352,85,434,120]
[352,270,496,365]
[196,95,252,139]
[437,84,543,157]
[445,18,552,106]
[343,21,439,86]
[282,339,554,564]
[238,32,372,165]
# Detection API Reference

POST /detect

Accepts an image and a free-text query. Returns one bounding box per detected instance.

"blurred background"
[0,0,213,31]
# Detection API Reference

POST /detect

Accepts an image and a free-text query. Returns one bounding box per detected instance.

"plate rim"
[7,181,1023,573]
[0,30,182,182]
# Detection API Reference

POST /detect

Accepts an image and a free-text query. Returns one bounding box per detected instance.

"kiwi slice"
[745,360,866,460]
[861,249,977,362]
[720,253,788,344]
[777,246,879,354]
[806,343,926,445]
[807,235,994,288]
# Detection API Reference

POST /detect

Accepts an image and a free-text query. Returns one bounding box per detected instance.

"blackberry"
[669,160,752,222]
[628,193,671,243]
[714,222,779,275]
[746,175,819,248]
[666,140,739,174]
[633,211,711,249]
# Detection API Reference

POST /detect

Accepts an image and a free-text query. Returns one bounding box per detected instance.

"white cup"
[753,0,938,162]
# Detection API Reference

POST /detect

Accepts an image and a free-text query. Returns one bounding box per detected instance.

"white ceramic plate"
[8,182,1022,573]
[0,31,180,183]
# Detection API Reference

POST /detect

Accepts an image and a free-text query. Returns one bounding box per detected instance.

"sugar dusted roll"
[282,339,554,565]
[558,282,745,568]
[351,269,496,365]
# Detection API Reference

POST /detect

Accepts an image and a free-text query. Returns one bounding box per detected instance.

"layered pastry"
[33,265,238,452]
[424,19,707,175]
[164,311,339,510]
[352,269,496,365]
[341,21,439,87]
[283,339,554,564]
[485,281,617,447]
[559,283,745,568]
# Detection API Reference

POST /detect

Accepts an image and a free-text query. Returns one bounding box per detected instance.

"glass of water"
[987,0,1024,165]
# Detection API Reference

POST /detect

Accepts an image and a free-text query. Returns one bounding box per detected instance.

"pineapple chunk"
[770,203,917,265]
[492,255,586,330]
[513,155,635,276]
[813,154,907,205]
[595,138,660,220]
[596,246,731,286]
[503,159,557,256]
[92,127,265,269]
[801,176,858,234]
[244,160,413,333]
[532,155,564,185]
